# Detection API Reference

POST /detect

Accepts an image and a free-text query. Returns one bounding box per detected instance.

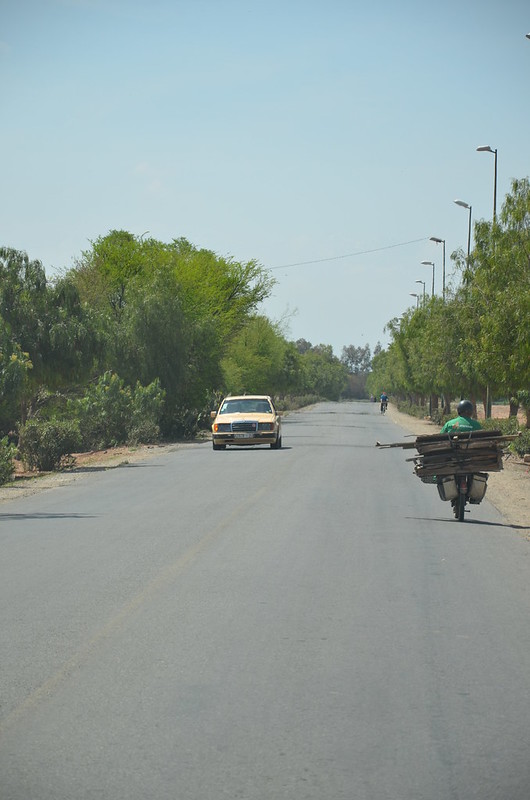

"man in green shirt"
[440,399,482,434]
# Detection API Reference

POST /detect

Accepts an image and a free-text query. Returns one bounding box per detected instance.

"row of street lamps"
[408,34,526,417]
[410,144,498,307]
[410,35,527,307]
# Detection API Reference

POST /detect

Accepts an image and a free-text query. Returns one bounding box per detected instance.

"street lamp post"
[410,292,420,308]
[415,280,426,306]
[476,145,498,421]
[477,145,498,220]
[421,260,435,298]
[430,236,446,300]
[454,200,472,261]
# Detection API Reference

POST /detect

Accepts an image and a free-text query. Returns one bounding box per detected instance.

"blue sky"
[2,0,529,355]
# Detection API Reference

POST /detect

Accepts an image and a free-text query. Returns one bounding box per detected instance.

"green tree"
[300,344,348,400]
[221,315,289,395]
[0,247,49,385]
[340,343,372,399]
[74,230,156,316]
[368,176,530,424]
[462,178,530,402]
[341,344,372,374]
[0,248,100,422]
[0,323,33,433]
[70,232,276,428]
[167,238,276,342]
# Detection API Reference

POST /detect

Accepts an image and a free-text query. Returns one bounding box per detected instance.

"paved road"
[1,402,530,800]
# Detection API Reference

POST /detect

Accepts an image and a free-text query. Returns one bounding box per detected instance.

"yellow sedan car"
[211,395,282,450]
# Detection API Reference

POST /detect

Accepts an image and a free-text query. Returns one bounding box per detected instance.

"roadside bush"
[18,419,81,472]
[482,417,519,435]
[395,399,429,420]
[70,372,130,449]
[482,417,530,458]
[430,408,447,426]
[163,406,203,439]
[512,428,530,457]
[127,379,165,445]
[0,436,16,484]
[68,372,165,450]
[274,394,322,411]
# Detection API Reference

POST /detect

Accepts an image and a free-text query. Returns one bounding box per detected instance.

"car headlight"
[213,423,231,432]
[258,422,274,431]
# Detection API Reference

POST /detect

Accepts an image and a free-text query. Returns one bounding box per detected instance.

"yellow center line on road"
[0,481,274,738]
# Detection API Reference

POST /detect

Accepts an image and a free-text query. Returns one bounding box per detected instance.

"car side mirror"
[210,411,217,419]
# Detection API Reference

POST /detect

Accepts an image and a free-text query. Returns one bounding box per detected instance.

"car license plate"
[235,433,253,438]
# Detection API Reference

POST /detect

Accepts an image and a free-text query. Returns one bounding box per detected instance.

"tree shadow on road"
[0,512,97,521]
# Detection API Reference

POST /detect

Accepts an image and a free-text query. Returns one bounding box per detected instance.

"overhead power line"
[269,237,429,270]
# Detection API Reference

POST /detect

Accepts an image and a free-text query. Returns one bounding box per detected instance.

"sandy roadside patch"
[384,404,529,533]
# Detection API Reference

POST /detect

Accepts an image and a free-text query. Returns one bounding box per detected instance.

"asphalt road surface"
[1,401,530,800]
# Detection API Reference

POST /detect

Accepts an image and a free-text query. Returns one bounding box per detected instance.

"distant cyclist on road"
[380,391,388,414]
[440,399,482,433]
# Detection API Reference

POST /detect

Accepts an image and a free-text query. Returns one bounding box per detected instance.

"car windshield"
[219,399,272,414]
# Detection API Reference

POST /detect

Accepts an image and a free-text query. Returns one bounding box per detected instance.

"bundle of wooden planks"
[377,429,519,479]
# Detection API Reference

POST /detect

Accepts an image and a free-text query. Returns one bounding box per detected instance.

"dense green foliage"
[479,417,530,457]
[0,233,350,481]
[18,419,82,472]
[340,342,381,399]
[66,372,165,450]
[0,437,16,483]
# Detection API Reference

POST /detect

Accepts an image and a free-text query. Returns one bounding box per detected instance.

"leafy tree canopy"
[341,343,372,374]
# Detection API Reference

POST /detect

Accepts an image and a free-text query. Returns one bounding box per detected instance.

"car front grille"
[232,421,257,432]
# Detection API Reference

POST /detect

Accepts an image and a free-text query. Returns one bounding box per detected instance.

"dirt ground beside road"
[385,404,529,533]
